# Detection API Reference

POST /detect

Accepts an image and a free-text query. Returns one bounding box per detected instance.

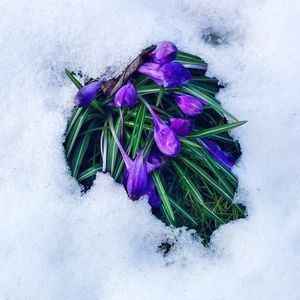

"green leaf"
[179,156,233,202]
[188,121,247,139]
[137,85,160,95]
[134,75,149,87]
[156,87,164,106]
[79,125,108,137]
[132,105,146,157]
[152,171,175,225]
[172,160,225,224]
[190,82,219,94]
[107,117,121,175]
[65,69,83,89]
[175,51,207,66]
[192,76,218,83]
[66,107,82,137]
[78,165,101,181]
[180,142,235,197]
[66,108,90,158]
[124,121,153,131]
[71,120,96,178]
[90,100,104,114]
[180,138,238,185]
[169,198,198,226]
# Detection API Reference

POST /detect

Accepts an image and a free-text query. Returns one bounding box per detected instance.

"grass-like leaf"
[66,108,90,158]
[188,121,247,139]
[78,165,102,181]
[172,160,225,224]
[65,69,83,89]
[71,120,96,178]
[152,171,175,225]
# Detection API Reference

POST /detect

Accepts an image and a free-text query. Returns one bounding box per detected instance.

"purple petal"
[114,80,138,108]
[148,41,178,64]
[125,148,149,200]
[147,152,164,173]
[140,98,181,157]
[169,118,194,137]
[173,93,204,116]
[138,62,191,88]
[109,117,148,200]
[153,117,181,157]
[200,138,235,168]
[138,63,164,85]
[199,98,208,105]
[147,179,162,208]
[74,78,104,107]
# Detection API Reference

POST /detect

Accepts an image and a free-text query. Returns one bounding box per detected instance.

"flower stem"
[108,114,132,169]
[139,96,155,115]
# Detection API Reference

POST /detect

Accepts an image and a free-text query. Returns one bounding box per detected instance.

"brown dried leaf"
[102,45,155,97]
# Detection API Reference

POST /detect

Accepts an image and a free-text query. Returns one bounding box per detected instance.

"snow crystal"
[0,0,300,299]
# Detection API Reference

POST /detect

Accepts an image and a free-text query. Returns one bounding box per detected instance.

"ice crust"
[0,0,300,299]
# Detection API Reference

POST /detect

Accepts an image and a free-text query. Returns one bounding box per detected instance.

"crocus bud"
[173,93,206,116]
[140,98,181,157]
[200,138,234,168]
[109,117,148,200]
[147,152,164,173]
[109,117,164,201]
[75,78,104,107]
[154,116,181,157]
[138,62,192,88]
[148,41,178,64]
[114,80,138,108]
[169,118,194,137]
[147,179,162,208]
[125,148,149,200]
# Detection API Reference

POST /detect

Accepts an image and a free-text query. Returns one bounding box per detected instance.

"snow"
[0,0,300,299]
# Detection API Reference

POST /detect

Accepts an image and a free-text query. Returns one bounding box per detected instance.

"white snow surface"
[0,0,300,299]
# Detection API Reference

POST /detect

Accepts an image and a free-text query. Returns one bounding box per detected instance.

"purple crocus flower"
[200,138,235,168]
[109,118,148,200]
[140,98,181,157]
[169,118,194,137]
[114,80,138,108]
[138,62,192,88]
[173,93,207,116]
[109,117,163,207]
[75,78,104,107]
[147,152,164,173]
[153,115,181,157]
[147,179,162,208]
[123,148,149,200]
[148,41,178,64]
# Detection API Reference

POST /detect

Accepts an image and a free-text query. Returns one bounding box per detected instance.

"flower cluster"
[73,41,235,208]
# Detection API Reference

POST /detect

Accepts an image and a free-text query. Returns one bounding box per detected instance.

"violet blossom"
[147,179,162,208]
[169,118,194,137]
[109,117,163,207]
[138,62,192,88]
[173,93,207,116]
[123,148,149,200]
[140,98,181,157]
[200,138,235,168]
[75,78,104,107]
[147,152,165,173]
[114,80,138,108]
[148,41,178,65]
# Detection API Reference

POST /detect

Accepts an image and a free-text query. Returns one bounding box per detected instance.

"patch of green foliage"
[64,51,246,244]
